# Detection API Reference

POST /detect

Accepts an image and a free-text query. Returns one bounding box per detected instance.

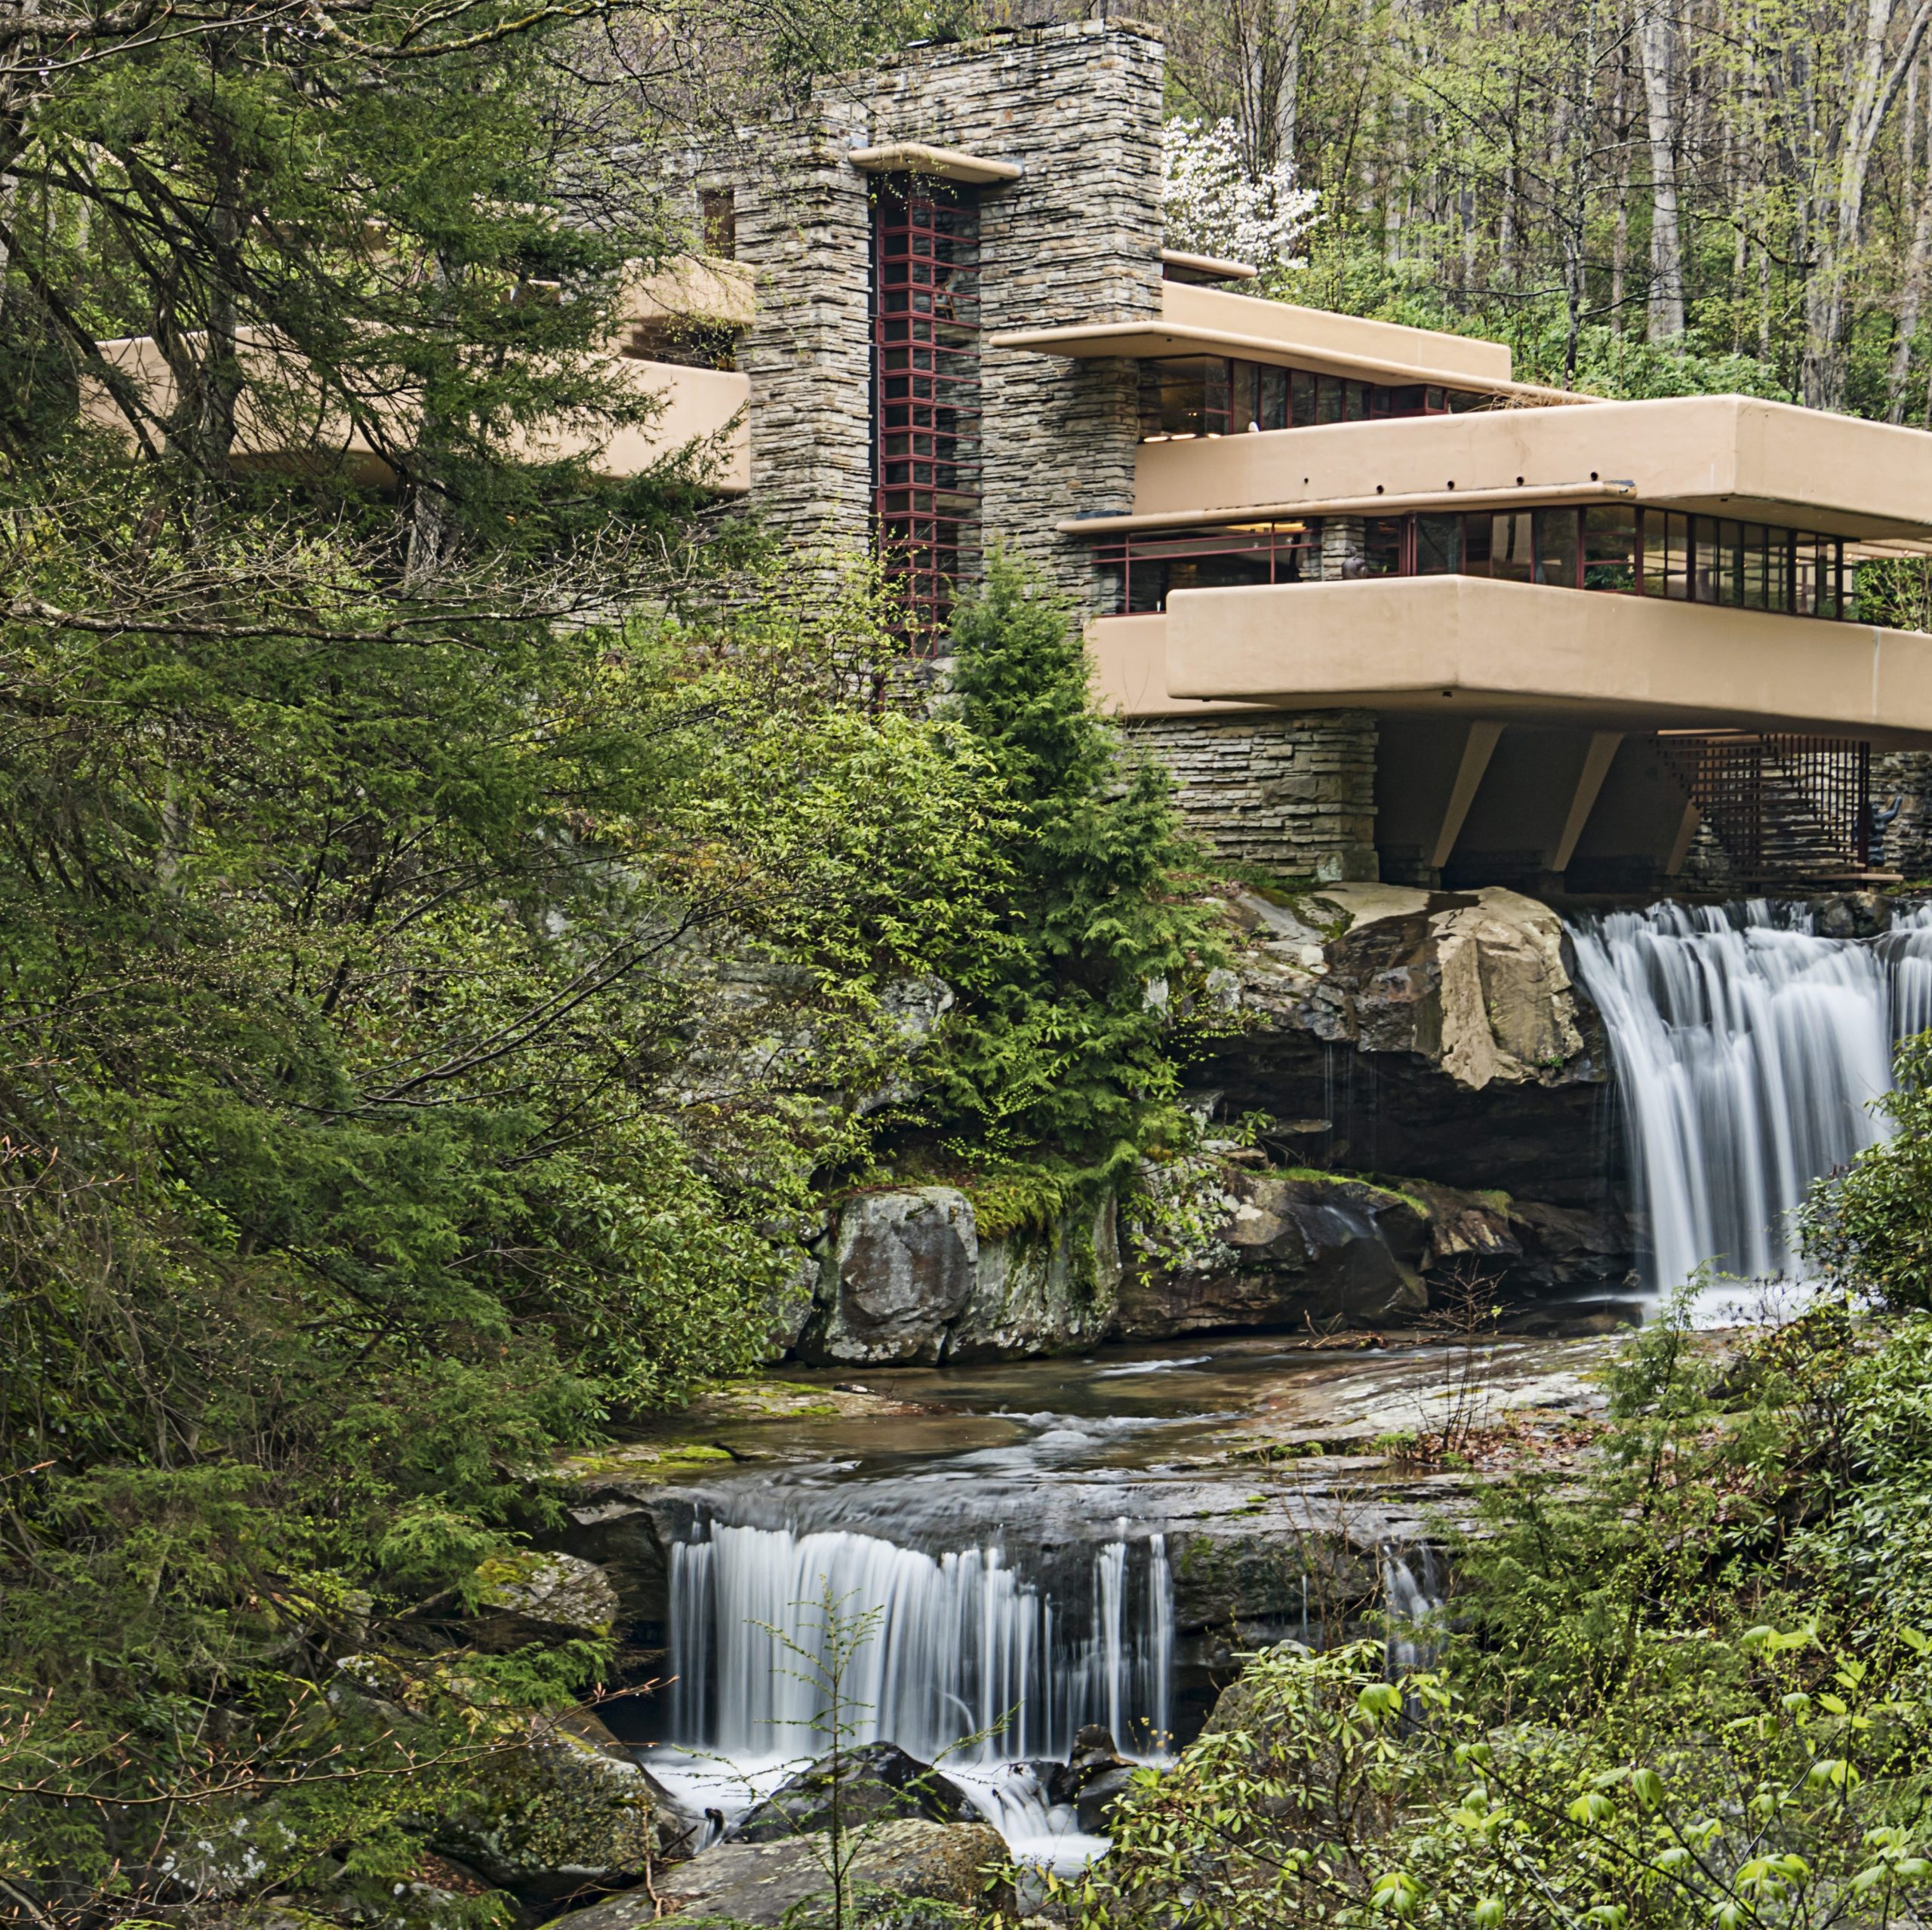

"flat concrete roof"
[1119,575,1932,742]
[1128,392,1932,542]
[992,280,1567,399]
[84,331,749,491]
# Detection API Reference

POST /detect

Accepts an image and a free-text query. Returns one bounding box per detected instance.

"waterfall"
[664,1519,1175,1768]
[1380,1542,1442,1674]
[1569,900,1932,1299]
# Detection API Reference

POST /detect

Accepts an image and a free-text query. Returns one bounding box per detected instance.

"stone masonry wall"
[1126,713,1380,883]
[703,26,1383,882]
[713,103,874,540]
[861,23,1165,600]
[1874,749,1932,881]
[708,21,1163,602]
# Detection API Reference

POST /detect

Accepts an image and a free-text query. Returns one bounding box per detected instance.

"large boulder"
[946,1194,1122,1361]
[546,1818,1004,1928]
[801,1188,978,1365]
[1046,1724,1140,1834]
[731,1741,976,1842]
[1122,1155,1631,1334]
[469,1550,617,1648]
[1195,884,1614,1203]
[428,1707,667,1907]
[1121,1164,1429,1337]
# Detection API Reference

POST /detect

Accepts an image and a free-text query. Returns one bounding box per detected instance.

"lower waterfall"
[663,1519,1174,1766]
[1569,900,1932,1300]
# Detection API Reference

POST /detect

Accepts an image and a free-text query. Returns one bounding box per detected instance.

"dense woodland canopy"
[1140,0,1932,411]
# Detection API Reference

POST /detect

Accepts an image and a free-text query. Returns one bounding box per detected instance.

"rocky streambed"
[471,1330,1624,1925]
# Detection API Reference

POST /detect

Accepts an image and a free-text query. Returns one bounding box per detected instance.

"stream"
[578,897,1932,1876]
[583,1334,1617,1870]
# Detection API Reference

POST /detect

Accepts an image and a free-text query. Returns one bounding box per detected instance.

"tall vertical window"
[872,175,981,642]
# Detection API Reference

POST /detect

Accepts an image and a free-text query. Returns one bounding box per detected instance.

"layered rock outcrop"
[793,1190,1121,1366]
[1191,882,1617,1202]
[770,884,1629,1363]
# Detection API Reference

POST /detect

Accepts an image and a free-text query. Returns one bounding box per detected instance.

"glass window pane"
[1364,518,1403,574]
[1426,386,1447,411]
[1794,537,1818,617]
[1291,369,1316,426]
[1231,361,1258,433]
[1766,529,1791,612]
[1490,513,1534,583]
[1344,381,1370,422]
[1143,357,1221,437]
[1583,505,1637,589]
[1817,537,1841,619]
[1463,513,1494,575]
[1315,375,1343,423]
[1415,513,1462,574]
[1690,517,1719,602]
[1743,525,1767,608]
[1641,511,1666,596]
[1204,359,1230,434]
[1718,519,1743,605]
[1258,366,1288,431]
[1534,507,1580,586]
[1664,513,1690,600]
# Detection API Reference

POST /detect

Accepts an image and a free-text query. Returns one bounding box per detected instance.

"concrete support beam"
[1666,800,1703,876]
[1549,731,1623,874]
[1432,720,1505,872]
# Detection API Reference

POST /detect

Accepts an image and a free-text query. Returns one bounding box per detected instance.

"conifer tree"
[934,551,1218,1161]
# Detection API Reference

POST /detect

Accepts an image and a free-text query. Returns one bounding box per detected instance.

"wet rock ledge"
[765,883,1631,1368]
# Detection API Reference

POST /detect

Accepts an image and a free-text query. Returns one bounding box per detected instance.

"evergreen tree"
[931,551,1220,1162]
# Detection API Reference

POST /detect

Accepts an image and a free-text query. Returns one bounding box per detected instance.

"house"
[96,17,1932,890]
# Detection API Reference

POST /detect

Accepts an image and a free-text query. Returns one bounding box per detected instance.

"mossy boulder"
[428,1707,666,1906]
[470,1550,617,1645]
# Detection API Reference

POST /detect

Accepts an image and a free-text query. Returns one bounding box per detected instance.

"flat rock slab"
[551,1818,1003,1928]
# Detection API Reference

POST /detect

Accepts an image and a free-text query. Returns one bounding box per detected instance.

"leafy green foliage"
[918,553,1224,1164]
[1801,1036,1932,1310]
[1070,1301,1932,1930]
[1082,1626,1932,1930]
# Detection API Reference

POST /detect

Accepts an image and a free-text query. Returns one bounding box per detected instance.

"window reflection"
[1583,505,1636,588]
[1100,503,1854,623]
[1137,356,1470,439]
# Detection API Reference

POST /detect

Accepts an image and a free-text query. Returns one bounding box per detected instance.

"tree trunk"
[1888,150,1932,417]
[1802,0,1932,408]
[1635,0,1686,339]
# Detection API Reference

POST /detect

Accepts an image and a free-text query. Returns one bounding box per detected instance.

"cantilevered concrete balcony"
[993,279,1574,402]
[84,333,750,491]
[1091,575,1932,743]
[83,257,755,491]
[1100,392,1932,547]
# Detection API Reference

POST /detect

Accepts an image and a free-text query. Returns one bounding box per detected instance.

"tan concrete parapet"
[1086,610,1266,717]
[82,333,749,491]
[991,278,1554,396]
[615,256,755,331]
[1159,248,1259,282]
[1096,574,1932,742]
[1128,392,1932,541]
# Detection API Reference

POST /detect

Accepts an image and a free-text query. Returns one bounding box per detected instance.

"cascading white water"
[665,1520,1174,1765]
[1569,900,1932,1301]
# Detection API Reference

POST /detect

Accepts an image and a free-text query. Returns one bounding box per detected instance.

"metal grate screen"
[1654,731,1872,879]
[872,174,981,646]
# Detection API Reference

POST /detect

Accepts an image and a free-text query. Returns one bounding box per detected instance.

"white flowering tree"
[1161,116,1321,271]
